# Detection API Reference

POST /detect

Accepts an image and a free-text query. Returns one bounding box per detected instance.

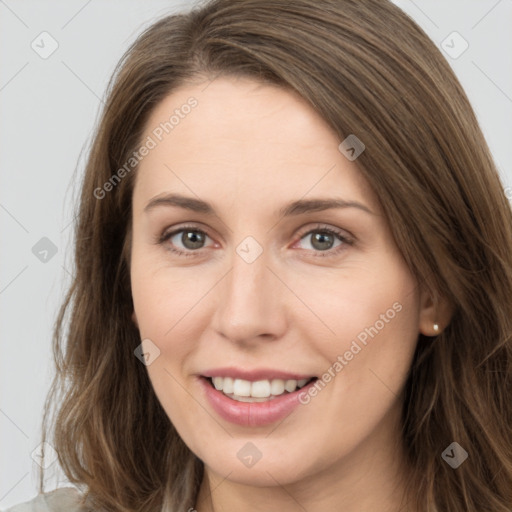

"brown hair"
[39,0,512,510]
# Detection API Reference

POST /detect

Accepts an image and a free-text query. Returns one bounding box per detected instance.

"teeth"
[284,379,297,392]
[222,377,234,394]
[251,380,271,398]
[233,379,252,397]
[212,377,223,390]
[270,379,285,395]
[209,376,312,399]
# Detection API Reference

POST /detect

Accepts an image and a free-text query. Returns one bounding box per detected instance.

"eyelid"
[291,223,354,258]
[157,223,216,258]
[157,222,354,257]
[158,223,214,244]
[295,223,355,244]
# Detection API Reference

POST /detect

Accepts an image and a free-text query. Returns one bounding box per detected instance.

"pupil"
[312,232,333,251]
[183,230,204,249]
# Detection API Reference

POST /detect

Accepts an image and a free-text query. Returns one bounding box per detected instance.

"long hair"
[39,0,512,510]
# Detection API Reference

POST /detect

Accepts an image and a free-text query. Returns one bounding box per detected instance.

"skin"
[130,76,442,512]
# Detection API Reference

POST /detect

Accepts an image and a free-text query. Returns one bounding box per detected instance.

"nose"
[210,241,288,346]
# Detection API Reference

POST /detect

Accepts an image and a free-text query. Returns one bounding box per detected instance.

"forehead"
[133,76,378,214]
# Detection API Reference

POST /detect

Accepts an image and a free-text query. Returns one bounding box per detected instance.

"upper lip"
[201,367,317,382]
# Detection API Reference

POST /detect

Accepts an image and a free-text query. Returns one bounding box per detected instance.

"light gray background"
[1,0,511,508]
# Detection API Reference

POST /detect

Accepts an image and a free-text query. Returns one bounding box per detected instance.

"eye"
[158,225,214,257]
[294,225,353,257]
[157,223,353,258]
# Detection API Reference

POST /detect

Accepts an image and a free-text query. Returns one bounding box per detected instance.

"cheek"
[130,260,204,429]
[315,266,420,411]
[129,251,197,404]
[296,258,419,350]
[130,243,206,340]
[298,253,420,383]
[293,266,420,452]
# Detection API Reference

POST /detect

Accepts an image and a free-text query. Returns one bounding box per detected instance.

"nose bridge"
[212,235,287,343]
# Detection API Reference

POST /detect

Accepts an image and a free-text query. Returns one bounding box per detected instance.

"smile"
[199,373,319,427]
[207,376,314,402]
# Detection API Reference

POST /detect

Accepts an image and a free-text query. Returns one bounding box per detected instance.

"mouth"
[202,375,318,403]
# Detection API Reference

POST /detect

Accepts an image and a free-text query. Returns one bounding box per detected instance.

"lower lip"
[198,377,317,427]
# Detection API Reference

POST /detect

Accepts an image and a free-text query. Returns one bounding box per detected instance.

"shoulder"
[1,487,91,512]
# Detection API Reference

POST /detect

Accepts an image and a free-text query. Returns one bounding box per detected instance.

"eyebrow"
[144,193,375,217]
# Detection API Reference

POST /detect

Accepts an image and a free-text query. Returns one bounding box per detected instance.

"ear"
[418,285,454,337]
[131,310,139,329]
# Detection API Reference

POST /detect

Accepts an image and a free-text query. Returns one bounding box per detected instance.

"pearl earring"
[433,323,439,333]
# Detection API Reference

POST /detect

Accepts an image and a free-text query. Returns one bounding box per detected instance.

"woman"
[5,0,512,510]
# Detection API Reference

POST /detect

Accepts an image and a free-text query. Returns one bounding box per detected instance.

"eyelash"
[157,223,354,258]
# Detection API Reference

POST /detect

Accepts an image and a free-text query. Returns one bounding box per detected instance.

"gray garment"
[1,487,90,512]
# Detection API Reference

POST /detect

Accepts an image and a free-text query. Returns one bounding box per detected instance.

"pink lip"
[201,367,316,381]
[198,376,318,427]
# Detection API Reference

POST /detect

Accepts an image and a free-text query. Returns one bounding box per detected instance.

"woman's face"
[130,76,427,493]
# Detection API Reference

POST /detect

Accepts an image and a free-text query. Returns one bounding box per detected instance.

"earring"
[433,323,439,333]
